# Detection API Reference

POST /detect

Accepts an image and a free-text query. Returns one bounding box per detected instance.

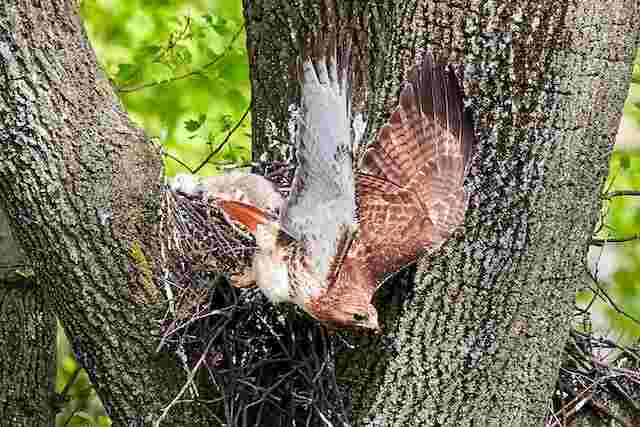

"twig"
[160,105,250,174]
[603,190,640,199]
[193,105,251,174]
[591,399,635,427]
[164,151,196,174]
[155,317,231,427]
[589,235,640,246]
[549,374,619,426]
[585,269,640,326]
[118,25,245,93]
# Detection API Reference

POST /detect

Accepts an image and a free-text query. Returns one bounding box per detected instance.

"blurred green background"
[582,51,640,340]
[81,0,252,178]
[52,1,640,426]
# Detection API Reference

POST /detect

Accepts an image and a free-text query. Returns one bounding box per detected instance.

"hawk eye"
[353,313,368,322]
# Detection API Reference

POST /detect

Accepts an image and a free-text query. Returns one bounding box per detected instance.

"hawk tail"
[215,198,273,234]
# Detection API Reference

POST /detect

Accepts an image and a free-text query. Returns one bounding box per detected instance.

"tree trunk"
[0,1,217,425]
[0,204,56,425]
[244,1,640,426]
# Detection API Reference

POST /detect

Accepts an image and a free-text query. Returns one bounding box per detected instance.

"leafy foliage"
[55,323,111,427]
[581,50,640,340]
[586,150,640,339]
[54,1,250,425]
[80,0,251,177]
[624,50,640,126]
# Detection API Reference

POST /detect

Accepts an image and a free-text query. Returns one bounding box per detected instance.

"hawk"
[212,48,475,332]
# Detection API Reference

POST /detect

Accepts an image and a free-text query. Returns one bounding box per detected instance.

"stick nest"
[159,186,350,426]
[547,330,640,427]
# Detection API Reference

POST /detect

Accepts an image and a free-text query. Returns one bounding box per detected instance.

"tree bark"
[244,1,640,426]
[0,204,56,425]
[0,1,217,425]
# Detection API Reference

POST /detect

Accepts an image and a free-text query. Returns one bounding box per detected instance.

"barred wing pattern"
[211,50,474,331]
[311,53,475,329]
[356,53,474,284]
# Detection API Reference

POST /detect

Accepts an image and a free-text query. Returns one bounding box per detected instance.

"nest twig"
[158,185,350,426]
[546,329,640,427]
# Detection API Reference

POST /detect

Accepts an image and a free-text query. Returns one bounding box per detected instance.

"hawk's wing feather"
[354,52,475,287]
[280,42,357,281]
[215,199,273,234]
[354,173,434,283]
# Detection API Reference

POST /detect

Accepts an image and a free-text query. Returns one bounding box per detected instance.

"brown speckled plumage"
[216,49,475,332]
[308,53,475,330]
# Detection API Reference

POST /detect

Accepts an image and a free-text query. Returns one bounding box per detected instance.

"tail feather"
[215,198,273,234]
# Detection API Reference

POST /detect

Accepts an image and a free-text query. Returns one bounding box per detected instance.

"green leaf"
[65,412,95,427]
[172,44,192,65]
[205,48,221,61]
[218,52,249,83]
[145,62,172,83]
[185,114,207,132]
[204,13,229,35]
[134,44,162,62]
[190,19,207,39]
[218,114,234,132]
[620,154,630,170]
[114,63,139,83]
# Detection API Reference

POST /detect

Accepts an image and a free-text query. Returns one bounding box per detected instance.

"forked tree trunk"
[0,205,55,425]
[0,0,638,426]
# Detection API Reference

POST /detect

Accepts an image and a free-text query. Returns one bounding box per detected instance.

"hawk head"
[308,283,380,332]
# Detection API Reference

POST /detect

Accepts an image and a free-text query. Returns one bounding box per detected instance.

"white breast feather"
[253,252,290,303]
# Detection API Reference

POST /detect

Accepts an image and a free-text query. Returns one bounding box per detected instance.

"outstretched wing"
[356,52,475,283]
[280,41,358,281]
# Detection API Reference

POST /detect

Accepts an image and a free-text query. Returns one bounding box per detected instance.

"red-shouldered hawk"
[213,45,475,332]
